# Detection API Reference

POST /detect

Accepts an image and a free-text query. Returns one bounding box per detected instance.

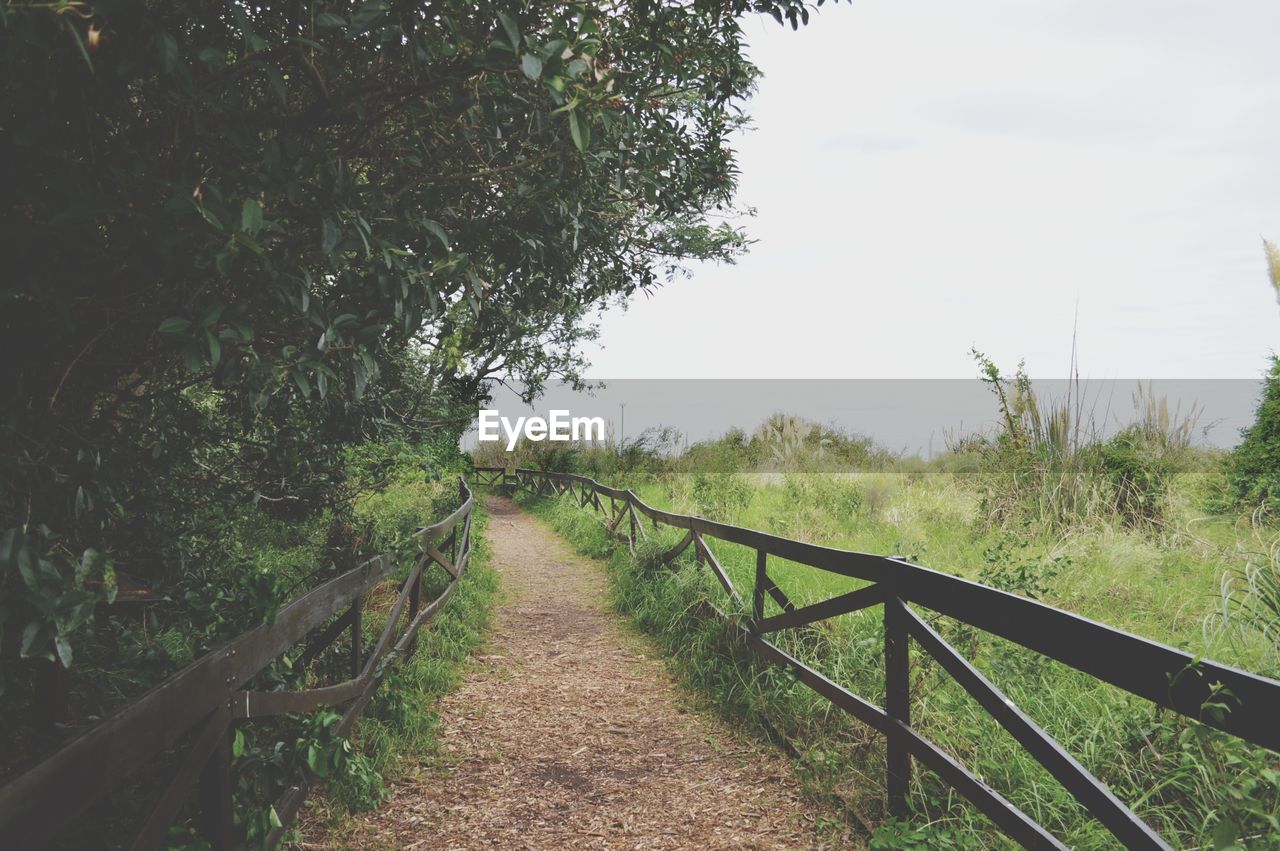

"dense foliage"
[1226,357,1280,512]
[0,0,818,696]
[0,0,841,843]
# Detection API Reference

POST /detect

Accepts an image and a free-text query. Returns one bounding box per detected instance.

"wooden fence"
[0,478,475,850]
[488,466,1280,850]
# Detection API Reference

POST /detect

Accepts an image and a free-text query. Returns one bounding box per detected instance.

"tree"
[0,0,836,704]
[1225,239,1280,510]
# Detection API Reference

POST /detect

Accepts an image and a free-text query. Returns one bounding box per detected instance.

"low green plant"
[690,471,753,521]
[977,537,1066,600]
[1225,357,1280,512]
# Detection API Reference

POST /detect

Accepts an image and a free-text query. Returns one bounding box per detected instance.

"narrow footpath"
[327,495,830,849]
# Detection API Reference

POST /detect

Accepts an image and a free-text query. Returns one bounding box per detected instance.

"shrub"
[690,471,753,521]
[1095,427,1173,527]
[970,352,1196,530]
[1224,356,1280,511]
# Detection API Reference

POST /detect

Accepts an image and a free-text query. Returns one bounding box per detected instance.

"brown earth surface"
[311,495,837,849]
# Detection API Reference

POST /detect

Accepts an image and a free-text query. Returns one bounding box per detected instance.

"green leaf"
[183,341,205,373]
[198,303,224,327]
[568,110,589,152]
[421,219,449,249]
[233,230,264,255]
[350,1,389,34]
[16,546,42,590]
[241,199,264,235]
[269,806,283,829]
[76,548,101,583]
[315,13,346,28]
[232,729,246,759]
[54,635,73,668]
[21,622,53,662]
[158,317,191,335]
[520,54,543,80]
[206,331,221,367]
[0,530,21,570]
[292,370,311,398]
[1212,817,1239,850]
[497,12,521,50]
[306,743,329,777]
[157,32,180,72]
[322,218,339,254]
[61,18,94,74]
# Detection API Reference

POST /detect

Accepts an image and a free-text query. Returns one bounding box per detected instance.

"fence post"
[885,595,911,818]
[350,596,363,679]
[198,721,234,851]
[753,550,767,628]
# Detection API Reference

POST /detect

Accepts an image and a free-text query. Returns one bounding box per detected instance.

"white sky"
[583,0,1280,379]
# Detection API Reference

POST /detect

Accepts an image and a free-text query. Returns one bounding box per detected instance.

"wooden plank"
[517,469,890,582]
[753,551,767,623]
[295,606,356,670]
[351,598,363,678]
[128,706,231,851]
[885,597,911,818]
[658,530,695,565]
[267,548,470,850]
[422,543,458,579]
[754,583,884,634]
[693,534,744,609]
[891,560,1280,751]
[0,553,396,849]
[763,575,796,613]
[198,717,234,851]
[515,467,1280,752]
[233,679,364,720]
[904,607,1170,850]
[737,626,1064,850]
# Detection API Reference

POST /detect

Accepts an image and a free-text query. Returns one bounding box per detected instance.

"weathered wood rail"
[486,466,1280,850]
[0,478,476,850]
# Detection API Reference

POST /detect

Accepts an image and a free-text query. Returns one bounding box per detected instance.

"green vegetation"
[1226,357,1280,513]
[0,1,833,845]
[300,495,498,840]
[506,379,1280,847]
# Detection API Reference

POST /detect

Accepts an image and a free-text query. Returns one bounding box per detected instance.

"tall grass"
[520,486,1280,849]
[969,352,1201,531]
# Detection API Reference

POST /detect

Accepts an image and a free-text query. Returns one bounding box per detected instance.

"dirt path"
[331,495,828,849]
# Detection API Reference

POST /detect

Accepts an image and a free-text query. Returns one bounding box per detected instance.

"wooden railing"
[488,466,1280,850]
[0,478,476,850]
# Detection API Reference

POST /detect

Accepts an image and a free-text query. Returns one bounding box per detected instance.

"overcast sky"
[582,0,1280,379]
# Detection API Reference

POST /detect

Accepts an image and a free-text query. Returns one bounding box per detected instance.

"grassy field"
[517,469,1280,849]
[636,471,1276,675]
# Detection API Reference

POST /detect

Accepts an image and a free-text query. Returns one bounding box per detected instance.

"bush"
[1225,356,1280,511]
[970,352,1194,530]
[1095,427,1173,527]
[691,471,753,521]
